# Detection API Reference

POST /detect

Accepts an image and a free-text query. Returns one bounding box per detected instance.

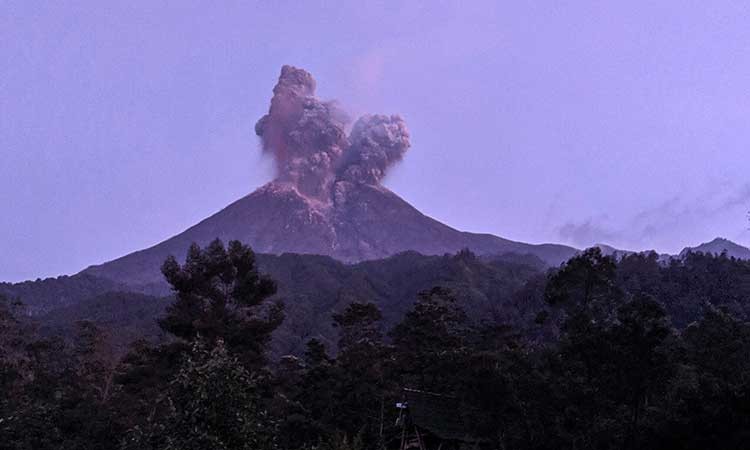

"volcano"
[81,66,576,289]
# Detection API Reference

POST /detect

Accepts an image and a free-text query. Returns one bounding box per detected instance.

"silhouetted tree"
[159,239,283,368]
[332,303,392,447]
[654,307,750,449]
[390,287,471,392]
[546,247,622,323]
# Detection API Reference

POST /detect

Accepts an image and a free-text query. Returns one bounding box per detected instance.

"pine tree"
[158,239,283,368]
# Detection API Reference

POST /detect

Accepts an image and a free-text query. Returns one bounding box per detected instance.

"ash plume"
[255,65,410,199]
[338,114,410,185]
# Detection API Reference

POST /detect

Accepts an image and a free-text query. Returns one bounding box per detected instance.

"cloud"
[558,218,619,248]
[557,183,750,252]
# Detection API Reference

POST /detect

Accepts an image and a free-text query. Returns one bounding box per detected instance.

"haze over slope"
[82,66,575,288]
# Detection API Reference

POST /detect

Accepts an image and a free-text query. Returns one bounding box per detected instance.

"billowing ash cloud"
[255,65,410,199]
[255,65,350,198]
[338,114,410,185]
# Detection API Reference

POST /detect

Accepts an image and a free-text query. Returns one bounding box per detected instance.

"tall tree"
[608,296,674,449]
[332,303,391,447]
[390,287,471,392]
[73,320,118,404]
[545,247,621,322]
[158,239,283,368]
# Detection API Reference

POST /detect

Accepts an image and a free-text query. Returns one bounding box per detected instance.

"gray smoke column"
[337,114,410,185]
[255,65,349,199]
[255,66,410,198]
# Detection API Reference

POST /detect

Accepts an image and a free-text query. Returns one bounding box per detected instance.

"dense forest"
[2,240,750,449]
[2,250,545,357]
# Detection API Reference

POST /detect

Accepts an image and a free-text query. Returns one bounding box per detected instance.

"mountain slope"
[81,181,574,289]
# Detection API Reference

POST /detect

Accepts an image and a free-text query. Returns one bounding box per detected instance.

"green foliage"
[159,239,283,368]
[260,250,543,355]
[121,339,276,450]
[73,320,118,403]
[0,314,120,450]
[39,291,170,357]
[7,247,750,449]
[545,247,622,321]
[8,250,545,359]
[332,303,392,447]
[273,339,337,449]
[655,307,750,449]
[117,240,285,449]
[0,274,125,314]
[390,287,471,392]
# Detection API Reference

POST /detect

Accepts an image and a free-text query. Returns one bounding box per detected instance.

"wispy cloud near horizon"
[556,183,750,253]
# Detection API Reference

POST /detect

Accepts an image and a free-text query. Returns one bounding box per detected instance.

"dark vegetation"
[0,274,128,315]
[3,250,544,357]
[2,241,750,449]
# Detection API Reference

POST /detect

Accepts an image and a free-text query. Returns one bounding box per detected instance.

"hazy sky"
[3,1,750,282]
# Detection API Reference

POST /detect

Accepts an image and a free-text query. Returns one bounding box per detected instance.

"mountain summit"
[680,237,750,260]
[82,66,575,288]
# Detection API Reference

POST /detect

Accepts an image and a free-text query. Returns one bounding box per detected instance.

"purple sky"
[3,1,750,282]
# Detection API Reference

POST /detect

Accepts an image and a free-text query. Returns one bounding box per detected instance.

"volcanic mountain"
[81,66,576,289]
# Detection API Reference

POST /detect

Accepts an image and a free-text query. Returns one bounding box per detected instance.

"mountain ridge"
[679,237,750,260]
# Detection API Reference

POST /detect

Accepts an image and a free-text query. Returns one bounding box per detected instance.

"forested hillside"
[0,274,129,315]
[3,241,750,449]
[13,250,544,357]
[8,245,750,358]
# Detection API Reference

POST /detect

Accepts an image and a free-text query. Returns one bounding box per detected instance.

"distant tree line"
[2,241,750,449]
